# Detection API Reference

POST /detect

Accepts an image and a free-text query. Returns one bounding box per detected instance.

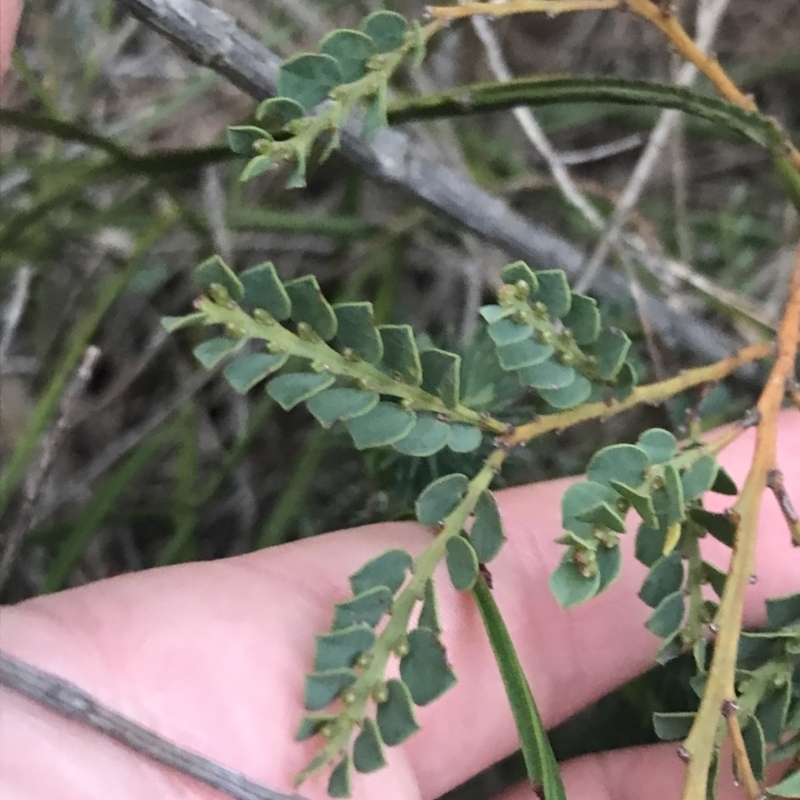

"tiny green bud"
[532,301,548,317]
[497,284,516,307]
[296,321,318,342]
[372,682,389,704]
[208,283,230,304]
[393,636,410,658]
[341,689,358,706]
[514,279,531,298]
[310,361,327,373]
[356,652,373,668]
[266,341,282,354]
[225,323,245,338]
[400,397,414,409]
[252,308,275,325]
[341,346,359,362]
[321,724,334,739]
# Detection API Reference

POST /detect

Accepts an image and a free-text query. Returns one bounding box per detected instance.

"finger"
[0,0,22,85]
[497,742,787,800]
[1,412,797,800]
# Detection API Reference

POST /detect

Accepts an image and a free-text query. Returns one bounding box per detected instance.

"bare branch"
[0,650,306,800]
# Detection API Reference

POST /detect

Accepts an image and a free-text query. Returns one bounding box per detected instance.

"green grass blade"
[472,578,567,800]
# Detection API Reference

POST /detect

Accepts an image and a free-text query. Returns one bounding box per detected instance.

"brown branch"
[681,242,800,800]
[767,469,800,547]
[0,651,306,800]
[723,701,762,800]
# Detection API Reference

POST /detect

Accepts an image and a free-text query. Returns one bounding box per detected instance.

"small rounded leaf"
[681,454,719,500]
[415,474,469,526]
[638,428,677,464]
[194,255,244,301]
[278,53,343,111]
[319,29,377,83]
[470,491,505,563]
[596,544,622,594]
[393,414,451,457]
[653,711,695,741]
[447,423,482,453]
[284,274,338,341]
[446,536,479,591]
[266,372,335,410]
[639,552,684,608]
[353,718,387,773]
[332,586,393,629]
[376,679,420,746]
[346,403,415,450]
[193,336,243,369]
[361,10,409,53]
[517,358,575,390]
[239,262,291,320]
[418,579,441,634]
[497,339,554,371]
[223,352,288,394]
[327,755,352,798]
[314,625,375,671]
[254,96,305,129]
[226,125,270,156]
[349,548,412,596]
[239,154,276,182]
[645,590,685,639]
[400,627,457,706]
[540,374,592,409]
[550,559,601,608]
[587,444,648,489]
[306,388,378,428]
[304,667,357,710]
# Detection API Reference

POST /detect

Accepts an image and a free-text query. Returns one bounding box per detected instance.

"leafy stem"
[195,296,506,434]
[505,341,772,447]
[681,244,800,799]
[294,447,507,786]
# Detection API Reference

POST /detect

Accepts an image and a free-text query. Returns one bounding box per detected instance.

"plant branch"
[723,704,762,800]
[0,651,305,800]
[113,0,764,377]
[506,341,772,447]
[680,242,800,800]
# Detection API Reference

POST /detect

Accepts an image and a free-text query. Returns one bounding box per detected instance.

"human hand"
[1,411,798,800]
[0,0,21,88]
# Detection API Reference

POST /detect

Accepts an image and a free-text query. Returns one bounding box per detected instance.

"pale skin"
[1,15,799,799]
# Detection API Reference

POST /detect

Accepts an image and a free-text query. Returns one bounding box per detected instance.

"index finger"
[1,412,798,800]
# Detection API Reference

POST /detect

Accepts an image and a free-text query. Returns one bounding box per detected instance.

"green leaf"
[239,262,291,320]
[550,558,601,608]
[575,502,626,533]
[379,325,422,385]
[376,679,419,746]
[653,711,695,741]
[681,454,719,500]
[349,548,412,596]
[470,491,505,563]
[645,590,685,638]
[596,545,622,593]
[194,254,244,301]
[500,260,539,294]
[361,10,409,53]
[637,428,677,463]
[743,718,766,782]
[306,388,378,428]
[278,53,343,111]
[711,466,738,495]
[254,97,306,130]
[487,318,533,346]
[295,713,336,741]
[701,560,727,598]
[766,593,800,629]
[472,578,568,800]
[400,627,457,706]
[161,312,205,332]
[540,374,592,409]
[757,683,791,743]
[415,474,469,526]
[239,154,276,182]
[352,718,387,773]
[496,339,554,370]
[327,755,352,798]
[610,480,658,528]
[587,444,649,489]
[420,348,460,408]
[480,304,512,324]
[193,336,243,369]
[635,523,667,567]
[393,413,450,457]
[418,579,441,634]
[447,423,482,453]
[346,402,415,449]
[314,625,376,671]
[663,463,686,526]
[639,552,684,608]
[737,631,785,671]
[332,586,393,629]
[446,535,479,591]
[562,480,615,522]
[517,359,576,390]
[611,361,637,401]
[226,125,269,156]
[223,352,288,393]
[284,275,337,341]
[529,270,571,318]
[593,327,631,380]
[304,667,357,710]
[333,302,383,363]
[562,293,600,345]
[689,508,735,547]
[319,29,377,83]
[267,372,335,410]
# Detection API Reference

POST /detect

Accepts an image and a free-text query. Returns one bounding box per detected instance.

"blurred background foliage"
[0,1,798,796]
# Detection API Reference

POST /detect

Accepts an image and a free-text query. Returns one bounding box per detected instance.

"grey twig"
[0,651,305,800]
[113,0,759,373]
[0,346,101,591]
[0,264,33,367]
